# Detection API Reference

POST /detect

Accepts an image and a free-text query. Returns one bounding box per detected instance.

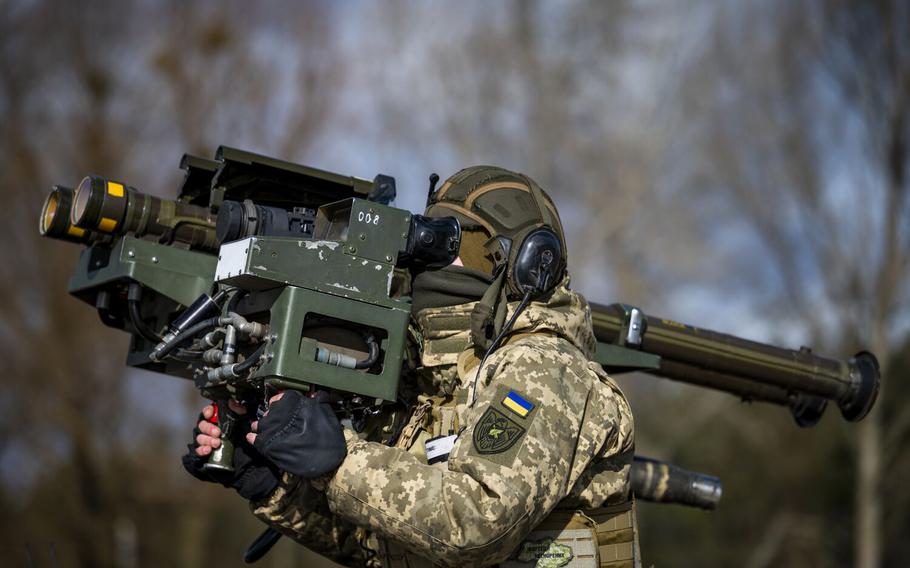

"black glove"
[253,390,347,479]
[182,412,281,501]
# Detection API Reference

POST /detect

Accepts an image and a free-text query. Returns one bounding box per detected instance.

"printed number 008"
[358,211,380,225]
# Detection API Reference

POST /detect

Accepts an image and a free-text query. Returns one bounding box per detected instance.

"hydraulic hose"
[206,340,270,382]
[227,289,247,315]
[152,317,220,361]
[354,334,380,369]
[235,341,268,374]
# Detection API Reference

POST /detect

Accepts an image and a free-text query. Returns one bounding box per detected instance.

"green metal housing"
[211,198,414,402]
[67,236,217,379]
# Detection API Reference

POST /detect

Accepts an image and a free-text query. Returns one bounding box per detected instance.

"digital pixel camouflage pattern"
[252,278,636,567]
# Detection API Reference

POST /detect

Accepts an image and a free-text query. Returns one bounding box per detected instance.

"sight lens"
[40,190,61,235]
[71,176,97,228]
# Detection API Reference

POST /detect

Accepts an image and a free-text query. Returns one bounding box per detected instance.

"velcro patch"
[502,390,534,417]
[473,408,525,455]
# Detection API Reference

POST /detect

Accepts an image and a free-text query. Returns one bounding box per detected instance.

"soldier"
[185,166,638,567]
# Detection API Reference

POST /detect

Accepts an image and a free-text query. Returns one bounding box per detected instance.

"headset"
[480,172,566,300]
[484,226,564,300]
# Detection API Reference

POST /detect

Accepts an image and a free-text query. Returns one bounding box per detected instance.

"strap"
[394,399,432,451]
[470,265,508,350]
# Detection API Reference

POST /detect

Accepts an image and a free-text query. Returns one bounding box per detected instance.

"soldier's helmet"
[425,166,567,292]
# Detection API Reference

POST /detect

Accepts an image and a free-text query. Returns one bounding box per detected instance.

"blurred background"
[1,0,908,566]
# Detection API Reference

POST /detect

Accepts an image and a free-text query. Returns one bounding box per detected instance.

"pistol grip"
[203,400,237,473]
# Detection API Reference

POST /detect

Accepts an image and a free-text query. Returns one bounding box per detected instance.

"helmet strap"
[469,264,508,352]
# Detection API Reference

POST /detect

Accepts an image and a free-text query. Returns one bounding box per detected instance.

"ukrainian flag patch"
[501,390,534,418]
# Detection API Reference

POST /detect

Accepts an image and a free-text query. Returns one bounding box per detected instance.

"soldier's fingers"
[195,444,212,457]
[246,432,257,445]
[196,433,221,448]
[268,391,284,405]
[202,405,214,420]
[250,420,259,433]
[198,421,221,438]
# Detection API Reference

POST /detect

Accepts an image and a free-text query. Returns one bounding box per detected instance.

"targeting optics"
[71,174,219,251]
[215,200,317,245]
[214,200,460,269]
[40,185,111,245]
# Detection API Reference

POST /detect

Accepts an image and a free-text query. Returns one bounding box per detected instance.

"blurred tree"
[674,0,910,566]
[0,0,342,565]
[359,0,706,304]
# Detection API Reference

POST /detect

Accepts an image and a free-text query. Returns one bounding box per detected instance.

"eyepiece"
[399,215,461,269]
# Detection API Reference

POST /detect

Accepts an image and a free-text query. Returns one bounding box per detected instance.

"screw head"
[127,250,135,258]
[151,256,159,263]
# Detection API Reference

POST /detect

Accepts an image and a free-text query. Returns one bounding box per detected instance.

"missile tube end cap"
[839,351,881,422]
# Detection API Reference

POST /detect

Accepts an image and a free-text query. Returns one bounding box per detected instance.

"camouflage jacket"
[251,279,635,567]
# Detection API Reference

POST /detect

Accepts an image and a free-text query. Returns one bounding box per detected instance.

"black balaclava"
[409,265,493,314]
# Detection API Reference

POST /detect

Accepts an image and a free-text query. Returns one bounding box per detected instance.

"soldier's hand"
[181,401,281,501]
[245,389,347,479]
[195,400,246,456]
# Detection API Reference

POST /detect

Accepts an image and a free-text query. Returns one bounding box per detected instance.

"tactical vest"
[370,311,640,568]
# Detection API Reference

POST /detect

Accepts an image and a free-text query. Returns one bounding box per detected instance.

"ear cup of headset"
[510,227,564,298]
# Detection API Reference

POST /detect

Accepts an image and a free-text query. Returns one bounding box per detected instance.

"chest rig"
[368,305,639,568]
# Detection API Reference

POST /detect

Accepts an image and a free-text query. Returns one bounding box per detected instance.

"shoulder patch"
[502,390,534,417]
[473,408,526,454]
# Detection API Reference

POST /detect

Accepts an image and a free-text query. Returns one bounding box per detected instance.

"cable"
[244,528,282,564]
[227,288,247,314]
[354,334,380,369]
[154,317,220,361]
[95,290,124,328]
[127,284,164,344]
[234,341,268,374]
[469,290,533,406]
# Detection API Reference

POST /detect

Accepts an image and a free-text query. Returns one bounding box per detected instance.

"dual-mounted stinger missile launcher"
[40,147,882,549]
[39,147,404,378]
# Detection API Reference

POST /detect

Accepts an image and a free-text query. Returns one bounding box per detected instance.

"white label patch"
[215,237,254,281]
[425,434,457,464]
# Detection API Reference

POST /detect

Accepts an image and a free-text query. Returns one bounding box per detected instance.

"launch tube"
[591,303,880,423]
